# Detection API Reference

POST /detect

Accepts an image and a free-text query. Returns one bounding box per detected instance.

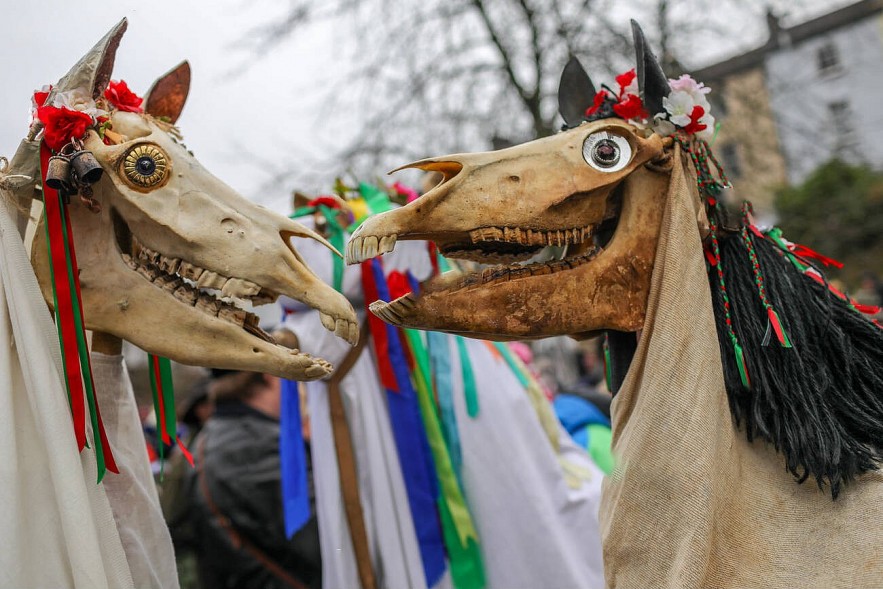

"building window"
[828,101,857,149]
[719,143,742,179]
[817,42,840,74]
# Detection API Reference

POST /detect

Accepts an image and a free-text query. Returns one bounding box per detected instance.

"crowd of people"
[140,330,612,589]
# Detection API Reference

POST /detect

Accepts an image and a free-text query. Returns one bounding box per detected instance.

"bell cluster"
[45,139,104,212]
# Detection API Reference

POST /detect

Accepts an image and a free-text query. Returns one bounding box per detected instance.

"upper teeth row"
[469,225,593,247]
[134,245,274,303]
[122,252,261,330]
[345,234,397,265]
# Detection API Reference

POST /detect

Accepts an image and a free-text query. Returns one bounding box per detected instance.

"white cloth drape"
[0,194,133,589]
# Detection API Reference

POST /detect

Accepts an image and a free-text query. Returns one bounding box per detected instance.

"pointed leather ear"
[51,18,127,101]
[144,61,191,124]
[558,56,597,128]
[631,20,668,117]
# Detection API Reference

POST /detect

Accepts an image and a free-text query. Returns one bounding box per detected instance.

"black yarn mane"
[708,228,883,498]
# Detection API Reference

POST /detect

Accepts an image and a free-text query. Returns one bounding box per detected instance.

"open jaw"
[112,209,357,377]
[345,211,625,339]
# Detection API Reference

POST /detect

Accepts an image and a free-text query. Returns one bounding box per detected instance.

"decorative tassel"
[763,308,793,348]
[732,339,751,389]
[740,210,793,350]
[707,211,751,390]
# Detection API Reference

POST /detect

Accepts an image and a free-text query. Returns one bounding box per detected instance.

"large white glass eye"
[582,131,633,173]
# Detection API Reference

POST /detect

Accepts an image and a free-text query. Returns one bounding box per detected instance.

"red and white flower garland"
[31,80,144,151]
[585,70,716,140]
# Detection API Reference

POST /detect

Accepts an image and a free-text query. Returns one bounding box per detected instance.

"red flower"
[36,106,94,151]
[33,87,52,108]
[612,94,648,121]
[614,69,637,98]
[585,90,610,116]
[104,80,143,113]
[681,105,708,135]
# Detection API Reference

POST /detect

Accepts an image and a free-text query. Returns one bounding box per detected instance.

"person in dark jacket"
[183,369,321,589]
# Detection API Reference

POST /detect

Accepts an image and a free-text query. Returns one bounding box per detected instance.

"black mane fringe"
[708,230,883,498]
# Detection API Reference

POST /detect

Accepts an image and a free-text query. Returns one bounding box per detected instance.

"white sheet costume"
[0,194,177,588]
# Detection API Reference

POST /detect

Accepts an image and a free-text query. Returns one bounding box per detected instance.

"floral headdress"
[31,79,144,151]
[584,69,716,140]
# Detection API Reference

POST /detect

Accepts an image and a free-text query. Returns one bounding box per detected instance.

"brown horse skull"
[346,25,678,340]
[21,19,357,380]
[347,120,670,339]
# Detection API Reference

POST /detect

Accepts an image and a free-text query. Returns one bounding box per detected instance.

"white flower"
[696,112,716,140]
[668,74,711,96]
[663,90,696,127]
[52,88,106,117]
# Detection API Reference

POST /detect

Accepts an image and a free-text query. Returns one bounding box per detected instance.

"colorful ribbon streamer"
[280,378,311,538]
[40,141,117,482]
[363,259,447,588]
[147,354,193,474]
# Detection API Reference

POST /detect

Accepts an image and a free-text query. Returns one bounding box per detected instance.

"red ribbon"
[40,142,117,474]
[360,260,398,391]
[41,143,87,450]
[788,244,843,269]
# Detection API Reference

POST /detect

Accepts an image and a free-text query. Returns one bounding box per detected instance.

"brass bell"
[45,155,71,191]
[69,150,104,185]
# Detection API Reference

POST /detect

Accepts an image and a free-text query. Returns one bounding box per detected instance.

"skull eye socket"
[121,144,169,189]
[582,131,632,173]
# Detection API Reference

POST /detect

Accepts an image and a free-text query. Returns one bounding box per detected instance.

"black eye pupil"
[594,140,619,166]
[135,156,156,176]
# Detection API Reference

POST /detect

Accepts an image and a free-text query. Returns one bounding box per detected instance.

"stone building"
[692,0,883,218]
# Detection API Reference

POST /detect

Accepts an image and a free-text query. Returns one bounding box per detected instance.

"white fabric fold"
[0,194,133,589]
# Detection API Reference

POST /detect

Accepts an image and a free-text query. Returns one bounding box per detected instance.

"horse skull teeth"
[197,271,226,290]
[320,312,336,333]
[178,261,204,281]
[173,284,198,306]
[222,278,261,298]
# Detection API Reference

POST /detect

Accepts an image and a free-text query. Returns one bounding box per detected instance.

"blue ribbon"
[427,331,463,487]
[280,377,311,538]
[370,259,447,587]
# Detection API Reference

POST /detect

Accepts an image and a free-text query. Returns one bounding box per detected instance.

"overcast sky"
[1,0,844,214]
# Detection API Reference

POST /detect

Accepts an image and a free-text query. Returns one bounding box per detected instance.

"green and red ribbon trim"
[40,141,118,482]
[148,353,193,472]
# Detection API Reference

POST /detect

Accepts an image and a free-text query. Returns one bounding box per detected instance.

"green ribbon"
[456,337,479,418]
[56,198,109,481]
[290,204,346,292]
[403,328,485,589]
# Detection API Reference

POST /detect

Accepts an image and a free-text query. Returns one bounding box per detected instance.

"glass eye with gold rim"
[121,144,168,188]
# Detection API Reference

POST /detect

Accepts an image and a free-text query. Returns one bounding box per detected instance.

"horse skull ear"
[52,18,128,101]
[144,61,191,124]
[558,56,597,128]
[631,20,668,118]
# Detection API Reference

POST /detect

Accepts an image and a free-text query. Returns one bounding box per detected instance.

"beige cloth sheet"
[0,194,133,589]
[601,148,883,589]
